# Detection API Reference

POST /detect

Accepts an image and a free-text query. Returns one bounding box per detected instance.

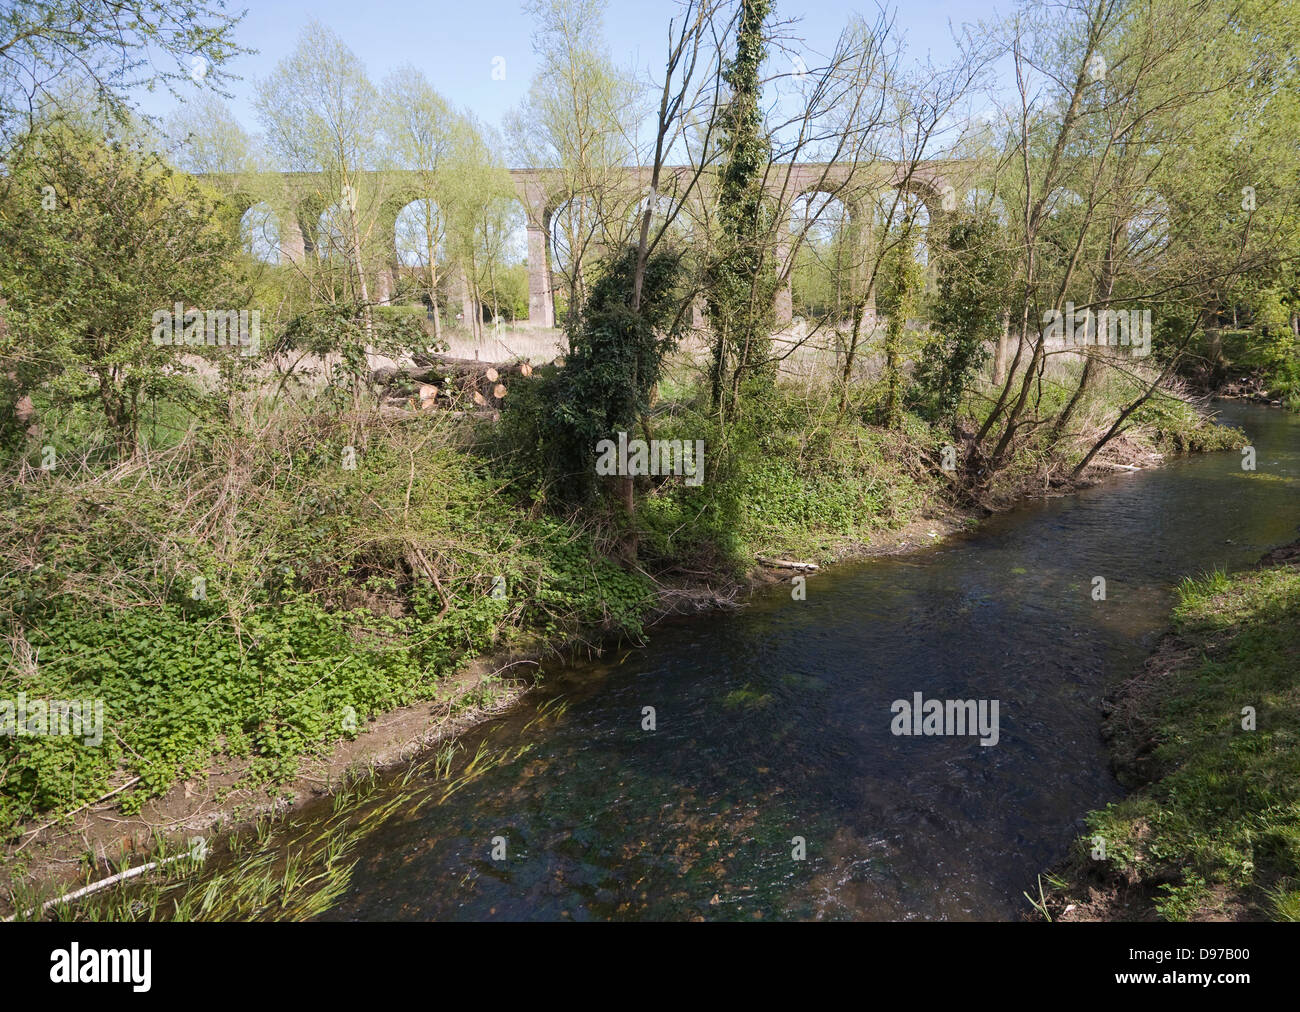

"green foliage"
[1063,561,1300,920]
[0,124,246,451]
[1213,325,1300,406]
[482,263,530,322]
[913,211,1010,422]
[632,385,940,566]
[790,212,854,320]
[279,301,430,395]
[0,0,248,154]
[496,243,688,502]
[876,226,924,429]
[0,414,653,837]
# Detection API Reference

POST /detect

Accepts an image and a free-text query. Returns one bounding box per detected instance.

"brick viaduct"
[214,160,968,328]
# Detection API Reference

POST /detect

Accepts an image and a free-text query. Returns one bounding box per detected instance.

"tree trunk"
[992,311,1010,385]
[427,248,442,343]
[346,198,373,342]
[837,295,868,416]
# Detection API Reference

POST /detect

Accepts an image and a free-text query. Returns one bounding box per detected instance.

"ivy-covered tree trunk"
[705,0,777,422]
[878,228,921,430]
[912,211,1010,426]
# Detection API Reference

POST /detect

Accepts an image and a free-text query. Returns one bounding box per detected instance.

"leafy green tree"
[442,114,522,339]
[970,0,1300,480]
[255,22,387,339]
[0,1,248,168]
[383,67,459,341]
[0,126,244,452]
[506,0,642,329]
[163,94,259,177]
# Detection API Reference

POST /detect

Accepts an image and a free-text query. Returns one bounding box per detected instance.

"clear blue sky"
[139,0,1006,141]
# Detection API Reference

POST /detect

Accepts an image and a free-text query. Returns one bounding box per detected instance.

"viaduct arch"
[211,160,966,329]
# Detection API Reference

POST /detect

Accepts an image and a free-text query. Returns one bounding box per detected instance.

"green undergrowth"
[1042,557,1300,920]
[496,372,948,570]
[0,412,650,838]
[635,393,943,566]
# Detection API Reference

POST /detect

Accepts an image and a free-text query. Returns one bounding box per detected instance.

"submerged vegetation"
[4,707,565,921]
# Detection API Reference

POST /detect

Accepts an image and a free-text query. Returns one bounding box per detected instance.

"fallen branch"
[4,847,195,922]
[756,557,819,572]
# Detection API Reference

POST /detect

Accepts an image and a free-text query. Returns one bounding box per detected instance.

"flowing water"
[305,402,1299,921]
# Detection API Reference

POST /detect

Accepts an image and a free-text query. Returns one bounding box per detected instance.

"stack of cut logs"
[373,353,547,416]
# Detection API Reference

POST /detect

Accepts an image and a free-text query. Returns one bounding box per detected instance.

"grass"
[1042,554,1300,920]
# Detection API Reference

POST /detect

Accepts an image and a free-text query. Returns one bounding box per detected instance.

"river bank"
[1036,537,1300,922]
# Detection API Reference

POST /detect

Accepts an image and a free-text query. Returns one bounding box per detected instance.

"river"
[307,402,1298,921]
